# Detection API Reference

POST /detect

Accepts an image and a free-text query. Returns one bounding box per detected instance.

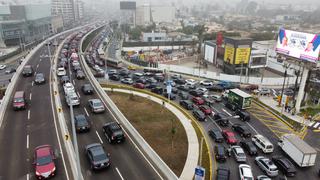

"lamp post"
[239,60,244,84]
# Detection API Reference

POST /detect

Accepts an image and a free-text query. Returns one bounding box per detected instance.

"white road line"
[84,107,89,117]
[26,135,29,149]
[222,108,232,116]
[77,91,81,98]
[73,80,75,85]
[27,173,29,180]
[29,93,32,100]
[39,59,42,62]
[246,122,259,135]
[313,122,320,128]
[31,81,34,86]
[208,116,222,131]
[27,110,30,120]
[116,167,124,180]
[95,131,103,144]
[36,64,39,68]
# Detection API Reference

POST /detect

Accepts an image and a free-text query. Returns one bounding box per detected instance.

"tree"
[129,27,142,40]
[194,24,208,53]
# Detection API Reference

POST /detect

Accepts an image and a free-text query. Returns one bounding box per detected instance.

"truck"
[278,134,317,167]
[227,88,252,109]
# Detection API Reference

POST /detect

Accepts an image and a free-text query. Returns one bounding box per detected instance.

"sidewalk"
[258,95,313,126]
[104,87,199,180]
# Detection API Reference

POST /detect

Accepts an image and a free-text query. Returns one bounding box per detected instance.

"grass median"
[108,92,188,176]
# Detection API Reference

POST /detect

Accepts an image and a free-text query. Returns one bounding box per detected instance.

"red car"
[192,97,205,105]
[133,83,145,89]
[33,145,56,179]
[199,105,213,115]
[222,130,237,145]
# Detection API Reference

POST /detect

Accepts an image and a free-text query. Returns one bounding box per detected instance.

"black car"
[179,100,193,110]
[75,114,90,132]
[145,83,157,89]
[136,78,146,84]
[60,75,70,84]
[109,74,120,81]
[85,143,110,170]
[207,84,224,91]
[214,145,227,162]
[22,65,33,77]
[232,124,251,138]
[146,77,158,84]
[163,92,176,100]
[173,78,186,85]
[151,87,163,94]
[193,110,206,121]
[208,129,224,143]
[235,109,250,121]
[76,70,85,79]
[82,84,94,95]
[73,64,82,72]
[213,113,229,127]
[178,91,189,100]
[216,167,230,180]
[102,122,125,144]
[272,156,296,177]
[5,67,16,74]
[225,102,237,111]
[154,74,164,82]
[239,141,257,156]
[189,90,204,97]
[177,85,189,92]
[119,69,130,76]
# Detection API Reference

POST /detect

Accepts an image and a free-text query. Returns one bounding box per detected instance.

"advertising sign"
[276,28,320,62]
[204,44,215,63]
[235,47,251,64]
[195,166,205,180]
[120,1,136,10]
[224,45,235,64]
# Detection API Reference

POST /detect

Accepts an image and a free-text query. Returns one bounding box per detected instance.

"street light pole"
[239,60,244,84]
[279,63,290,107]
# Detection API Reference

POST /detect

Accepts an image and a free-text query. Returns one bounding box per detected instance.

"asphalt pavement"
[0,38,72,180]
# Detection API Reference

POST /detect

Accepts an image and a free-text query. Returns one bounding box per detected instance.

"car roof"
[35,145,52,157]
[90,99,101,103]
[241,166,253,177]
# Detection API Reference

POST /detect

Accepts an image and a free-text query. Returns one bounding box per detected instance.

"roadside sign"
[195,166,205,180]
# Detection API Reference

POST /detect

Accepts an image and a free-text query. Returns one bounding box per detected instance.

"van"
[252,134,274,153]
[13,91,26,110]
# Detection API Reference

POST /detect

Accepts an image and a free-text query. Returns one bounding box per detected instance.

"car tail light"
[111,135,114,140]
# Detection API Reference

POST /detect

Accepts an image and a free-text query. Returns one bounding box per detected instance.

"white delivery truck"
[278,134,317,167]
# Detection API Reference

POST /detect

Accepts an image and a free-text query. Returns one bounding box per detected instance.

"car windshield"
[93,153,108,162]
[94,101,102,107]
[77,118,88,126]
[14,97,24,103]
[36,155,52,166]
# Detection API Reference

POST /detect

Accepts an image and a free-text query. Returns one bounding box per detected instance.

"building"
[0,4,52,47]
[142,32,167,42]
[78,0,84,20]
[51,15,63,34]
[51,0,84,25]
[135,4,176,26]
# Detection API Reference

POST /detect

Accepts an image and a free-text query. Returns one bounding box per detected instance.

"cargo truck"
[227,88,252,109]
[278,134,317,167]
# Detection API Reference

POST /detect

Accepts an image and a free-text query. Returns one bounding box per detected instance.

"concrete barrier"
[80,28,178,180]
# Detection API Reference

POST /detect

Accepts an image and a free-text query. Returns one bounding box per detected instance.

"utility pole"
[239,60,244,84]
[279,62,290,110]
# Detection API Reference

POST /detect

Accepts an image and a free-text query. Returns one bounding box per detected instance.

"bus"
[106,58,122,68]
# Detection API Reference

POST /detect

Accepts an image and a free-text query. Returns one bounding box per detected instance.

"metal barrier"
[80,28,179,180]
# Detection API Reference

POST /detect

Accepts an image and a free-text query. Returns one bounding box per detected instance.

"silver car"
[231,145,247,162]
[255,156,279,177]
[35,73,45,84]
[88,99,105,113]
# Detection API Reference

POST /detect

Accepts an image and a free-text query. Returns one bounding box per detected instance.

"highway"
[0,37,71,179]
[56,29,163,180]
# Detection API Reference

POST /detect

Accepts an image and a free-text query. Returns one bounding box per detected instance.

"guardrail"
[80,28,178,180]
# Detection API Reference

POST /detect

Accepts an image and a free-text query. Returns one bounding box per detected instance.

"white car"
[65,92,80,106]
[72,60,80,67]
[196,87,208,94]
[200,80,213,86]
[63,82,75,94]
[57,67,67,76]
[255,156,278,177]
[0,64,7,70]
[232,146,247,162]
[239,164,254,180]
[185,79,197,86]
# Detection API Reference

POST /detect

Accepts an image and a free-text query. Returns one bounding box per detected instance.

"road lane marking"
[73,80,75,85]
[34,72,36,76]
[39,59,42,62]
[245,122,259,135]
[27,173,29,180]
[222,108,232,116]
[77,91,81,98]
[116,167,124,180]
[208,116,222,131]
[95,131,103,144]
[84,107,89,117]
[31,81,34,86]
[26,135,29,149]
[28,110,30,120]
[36,64,39,68]
[29,93,32,100]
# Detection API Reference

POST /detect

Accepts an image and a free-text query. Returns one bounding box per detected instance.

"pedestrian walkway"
[103,87,199,180]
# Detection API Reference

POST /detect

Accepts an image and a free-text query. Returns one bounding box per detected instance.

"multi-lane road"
[0,37,71,180]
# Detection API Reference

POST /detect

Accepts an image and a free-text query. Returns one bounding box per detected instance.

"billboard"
[224,45,235,64]
[276,28,320,63]
[235,47,251,64]
[120,1,136,10]
[204,44,215,63]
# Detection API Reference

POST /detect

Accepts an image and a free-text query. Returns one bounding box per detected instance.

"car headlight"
[36,171,41,176]
[52,166,56,172]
